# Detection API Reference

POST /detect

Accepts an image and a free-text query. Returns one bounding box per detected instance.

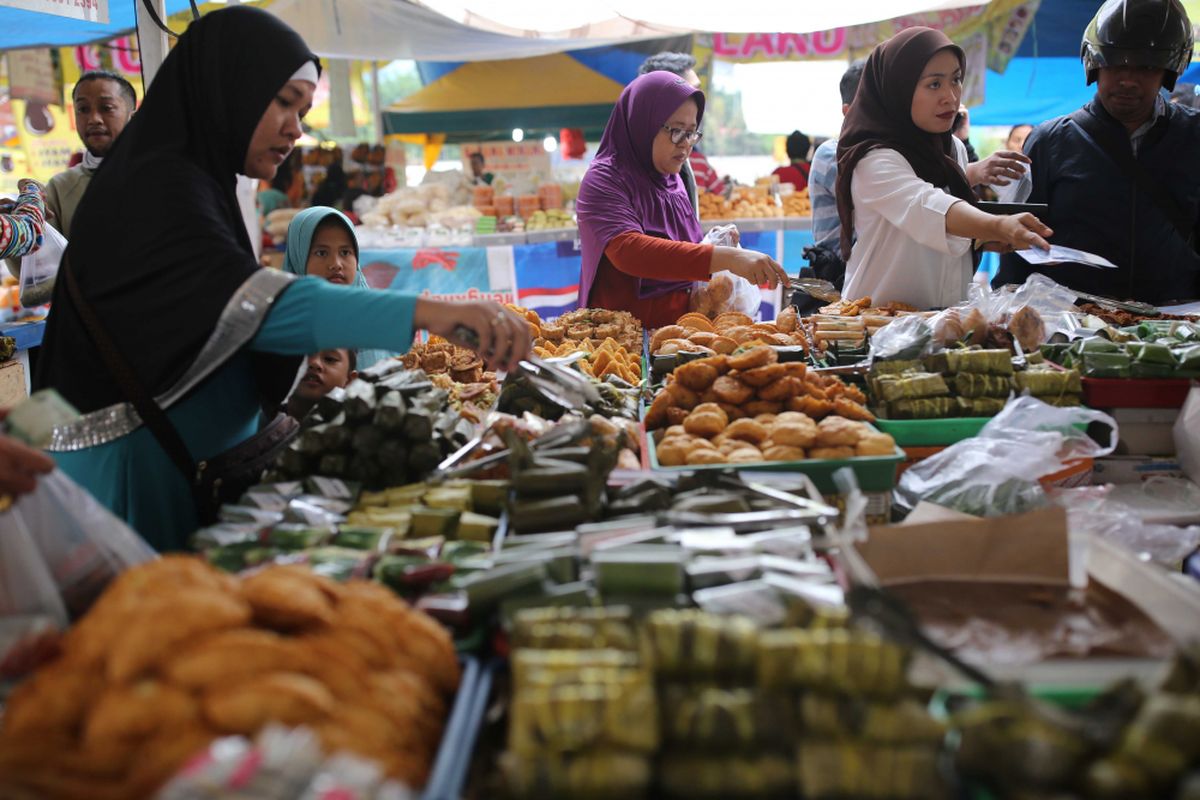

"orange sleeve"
[604,231,713,282]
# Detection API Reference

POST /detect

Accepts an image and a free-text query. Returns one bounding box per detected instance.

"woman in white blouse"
[835,27,1052,309]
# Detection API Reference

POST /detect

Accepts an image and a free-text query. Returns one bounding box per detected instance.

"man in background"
[469,152,494,186]
[638,51,729,215]
[772,130,812,191]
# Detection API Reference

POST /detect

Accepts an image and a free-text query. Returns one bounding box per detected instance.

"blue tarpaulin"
[0,0,195,51]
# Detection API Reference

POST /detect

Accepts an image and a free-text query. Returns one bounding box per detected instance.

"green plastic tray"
[875,416,990,447]
[646,431,903,494]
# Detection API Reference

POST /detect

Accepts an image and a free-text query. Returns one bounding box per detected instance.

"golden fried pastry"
[124,724,221,799]
[769,422,817,450]
[738,362,787,388]
[164,629,299,690]
[743,400,783,417]
[714,311,754,329]
[782,362,808,378]
[725,418,769,444]
[758,375,805,402]
[650,325,688,352]
[712,375,754,405]
[691,402,729,424]
[726,447,765,463]
[294,634,372,701]
[684,411,727,438]
[809,446,856,459]
[567,324,595,340]
[644,389,672,430]
[856,432,897,456]
[687,331,719,347]
[241,568,336,632]
[677,313,715,332]
[834,396,877,422]
[107,588,252,683]
[839,383,868,404]
[595,323,622,340]
[754,413,778,426]
[775,306,799,333]
[204,672,334,733]
[656,437,690,466]
[717,402,747,421]
[666,407,690,426]
[686,448,727,465]
[675,361,720,392]
[659,340,714,356]
[787,395,836,419]
[762,445,807,461]
[815,416,864,447]
[540,324,566,341]
[728,345,776,371]
[710,336,738,354]
[715,438,743,455]
[84,680,198,745]
[1,660,102,735]
[665,380,702,409]
[664,424,688,439]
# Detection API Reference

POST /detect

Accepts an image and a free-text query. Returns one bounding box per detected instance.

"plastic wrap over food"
[1052,481,1200,566]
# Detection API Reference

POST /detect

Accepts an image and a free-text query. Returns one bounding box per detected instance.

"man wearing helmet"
[995,0,1200,304]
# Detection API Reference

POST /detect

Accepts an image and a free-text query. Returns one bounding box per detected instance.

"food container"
[494,195,514,216]
[1081,377,1191,408]
[646,432,904,495]
[875,417,989,447]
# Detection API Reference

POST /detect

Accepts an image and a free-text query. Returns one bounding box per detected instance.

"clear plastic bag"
[18,223,65,307]
[895,396,1117,517]
[691,224,761,318]
[1052,482,1200,567]
[869,315,935,362]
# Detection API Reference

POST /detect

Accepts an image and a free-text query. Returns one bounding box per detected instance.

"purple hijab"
[577,71,706,305]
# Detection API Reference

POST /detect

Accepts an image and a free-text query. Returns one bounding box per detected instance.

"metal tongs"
[431,415,590,482]
[1073,290,1161,317]
[515,354,602,411]
[786,275,842,303]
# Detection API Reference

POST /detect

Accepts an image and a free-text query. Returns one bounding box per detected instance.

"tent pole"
[134,0,169,88]
[372,61,382,144]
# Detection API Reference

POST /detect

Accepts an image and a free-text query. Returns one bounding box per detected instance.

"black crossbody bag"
[62,256,298,524]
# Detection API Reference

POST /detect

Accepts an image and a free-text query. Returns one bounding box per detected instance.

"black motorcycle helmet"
[1081,0,1194,90]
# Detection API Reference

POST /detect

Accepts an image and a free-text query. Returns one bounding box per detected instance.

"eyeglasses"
[662,126,703,146]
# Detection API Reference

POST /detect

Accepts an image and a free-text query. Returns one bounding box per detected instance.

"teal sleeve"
[251,276,417,355]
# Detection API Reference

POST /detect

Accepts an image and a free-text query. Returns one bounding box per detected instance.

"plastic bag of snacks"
[691,224,761,319]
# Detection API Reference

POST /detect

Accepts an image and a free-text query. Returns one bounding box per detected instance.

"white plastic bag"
[1173,384,1200,483]
[690,224,761,318]
[18,223,66,307]
[895,396,1117,517]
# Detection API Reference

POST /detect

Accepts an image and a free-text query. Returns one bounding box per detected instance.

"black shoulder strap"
[1069,107,1194,246]
[61,253,197,483]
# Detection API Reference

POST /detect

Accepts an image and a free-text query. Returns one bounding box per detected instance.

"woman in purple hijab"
[577,72,786,327]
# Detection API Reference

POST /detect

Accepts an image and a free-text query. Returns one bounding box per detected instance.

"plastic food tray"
[646,429,903,494]
[874,416,990,447]
[421,655,484,800]
[1081,376,1192,408]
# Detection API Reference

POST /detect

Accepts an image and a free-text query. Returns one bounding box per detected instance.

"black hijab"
[835,27,974,260]
[36,6,319,413]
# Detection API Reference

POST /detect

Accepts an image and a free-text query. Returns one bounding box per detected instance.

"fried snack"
[666,407,690,426]
[763,445,807,461]
[686,448,728,465]
[664,425,688,439]
[678,313,716,332]
[164,629,299,690]
[776,306,799,333]
[755,413,778,426]
[684,411,727,438]
[657,437,690,466]
[203,672,334,734]
[810,446,856,459]
[713,375,754,405]
[294,634,372,701]
[856,432,897,456]
[1,660,102,735]
[691,402,729,422]
[676,361,720,392]
[782,362,808,378]
[738,363,787,388]
[788,395,836,420]
[709,336,738,354]
[728,346,775,371]
[725,418,769,444]
[666,380,702,410]
[717,402,747,421]
[834,396,877,422]
[567,324,595,340]
[727,448,765,464]
[651,325,688,352]
[714,311,754,329]
[386,608,462,696]
[743,401,784,417]
[83,680,198,745]
[758,376,804,402]
[107,588,252,683]
[644,390,672,430]
[241,567,337,632]
[688,331,719,347]
[770,420,818,449]
[595,323,622,341]
[816,416,864,448]
[540,323,566,341]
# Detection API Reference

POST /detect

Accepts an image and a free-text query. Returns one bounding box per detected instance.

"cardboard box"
[1092,455,1185,484]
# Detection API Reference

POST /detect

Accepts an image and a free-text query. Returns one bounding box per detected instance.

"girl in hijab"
[577,71,787,328]
[836,27,1052,309]
[35,6,531,551]
[283,206,392,369]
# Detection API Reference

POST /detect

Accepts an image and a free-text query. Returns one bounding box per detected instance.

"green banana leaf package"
[953,373,1013,398]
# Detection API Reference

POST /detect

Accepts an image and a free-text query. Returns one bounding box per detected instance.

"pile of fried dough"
[0,557,460,799]
[649,309,809,356]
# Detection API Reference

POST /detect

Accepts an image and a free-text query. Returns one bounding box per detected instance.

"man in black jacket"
[995,0,1200,304]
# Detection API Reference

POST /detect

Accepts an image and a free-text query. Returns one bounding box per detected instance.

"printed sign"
[0,0,107,24]
[461,141,551,179]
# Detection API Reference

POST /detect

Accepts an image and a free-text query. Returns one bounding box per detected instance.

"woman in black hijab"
[834,26,1052,309]
[36,6,531,551]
